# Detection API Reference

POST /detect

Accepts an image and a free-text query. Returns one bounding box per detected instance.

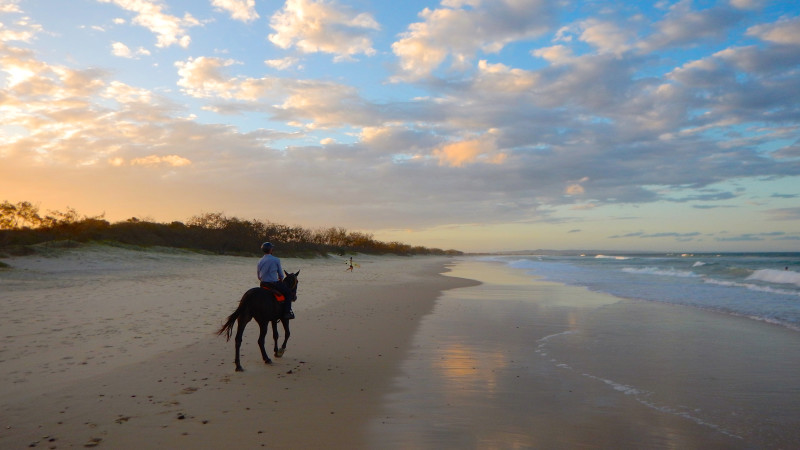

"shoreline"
[367,258,800,448]
[0,247,476,449]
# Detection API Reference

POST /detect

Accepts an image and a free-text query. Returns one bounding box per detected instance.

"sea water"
[488,252,800,330]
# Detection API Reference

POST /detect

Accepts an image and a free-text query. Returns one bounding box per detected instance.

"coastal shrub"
[0,200,463,257]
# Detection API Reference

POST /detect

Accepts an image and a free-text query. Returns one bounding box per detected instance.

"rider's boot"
[283,302,295,320]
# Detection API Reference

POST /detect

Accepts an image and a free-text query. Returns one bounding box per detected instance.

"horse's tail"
[217,291,251,341]
[216,309,239,341]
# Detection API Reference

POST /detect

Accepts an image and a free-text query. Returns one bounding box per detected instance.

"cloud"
[212,0,259,23]
[0,1,21,13]
[639,1,744,52]
[0,10,42,42]
[609,232,643,239]
[641,232,702,238]
[765,207,800,221]
[392,0,556,80]
[130,154,191,167]
[0,42,226,174]
[565,184,585,195]
[268,0,379,61]
[716,234,764,242]
[174,55,382,129]
[175,56,278,101]
[729,0,766,10]
[433,135,507,167]
[531,45,574,65]
[473,60,539,92]
[265,56,299,70]
[111,42,151,58]
[560,18,636,55]
[747,16,800,45]
[274,80,380,128]
[609,231,702,240]
[772,143,800,159]
[98,0,200,48]
[692,204,736,209]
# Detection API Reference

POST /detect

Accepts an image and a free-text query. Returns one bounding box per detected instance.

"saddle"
[260,284,285,302]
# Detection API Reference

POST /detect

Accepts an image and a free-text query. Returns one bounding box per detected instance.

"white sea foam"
[692,261,706,267]
[595,254,630,260]
[747,269,800,287]
[622,266,699,278]
[703,277,800,297]
[582,374,647,396]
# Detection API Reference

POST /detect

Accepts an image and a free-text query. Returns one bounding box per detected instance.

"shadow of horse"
[217,270,299,372]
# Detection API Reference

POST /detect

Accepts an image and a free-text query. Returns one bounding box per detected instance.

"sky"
[1,0,799,253]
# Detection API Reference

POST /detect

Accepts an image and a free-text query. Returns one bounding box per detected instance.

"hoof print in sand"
[84,437,102,447]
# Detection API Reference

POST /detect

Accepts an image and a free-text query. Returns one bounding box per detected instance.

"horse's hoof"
[275,349,285,358]
[264,359,272,365]
[235,366,244,372]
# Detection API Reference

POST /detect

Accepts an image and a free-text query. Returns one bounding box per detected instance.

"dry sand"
[0,245,475,449]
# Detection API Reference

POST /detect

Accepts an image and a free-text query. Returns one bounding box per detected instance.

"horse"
[217,270,299,372]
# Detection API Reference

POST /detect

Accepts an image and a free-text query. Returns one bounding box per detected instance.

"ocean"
[489,252,800,331]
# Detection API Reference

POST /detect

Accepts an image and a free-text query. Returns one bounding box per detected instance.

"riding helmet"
[261,242,274,253]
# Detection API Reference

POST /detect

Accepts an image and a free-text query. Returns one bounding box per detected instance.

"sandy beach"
[0,246,475,449]
[2,247,799,449]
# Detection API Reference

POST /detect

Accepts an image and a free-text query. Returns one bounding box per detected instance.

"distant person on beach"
[346,256,354,272]
[257,242,295,319]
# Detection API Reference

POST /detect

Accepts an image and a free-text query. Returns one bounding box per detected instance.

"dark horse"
[217,270,299,372]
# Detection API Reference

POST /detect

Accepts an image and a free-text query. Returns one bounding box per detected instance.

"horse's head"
[283,270,300,298]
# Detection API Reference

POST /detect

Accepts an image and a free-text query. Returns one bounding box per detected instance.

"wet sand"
[369,259,800,448]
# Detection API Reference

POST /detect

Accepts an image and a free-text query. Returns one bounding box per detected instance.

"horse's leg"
[276,318,290,357]
[233,315,250,372]
[272,320,283,357]
[257,318,272,365]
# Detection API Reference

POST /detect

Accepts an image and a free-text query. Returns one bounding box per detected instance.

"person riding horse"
[257,242,295,319]
[218,268,300,371]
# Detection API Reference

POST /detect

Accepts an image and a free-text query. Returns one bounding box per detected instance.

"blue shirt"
[257,254,283,283]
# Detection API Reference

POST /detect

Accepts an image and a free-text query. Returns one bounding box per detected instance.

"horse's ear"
[284,270,289,277]
[295,270,300,276]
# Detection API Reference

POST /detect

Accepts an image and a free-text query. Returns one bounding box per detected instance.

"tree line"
[0,201,462,257]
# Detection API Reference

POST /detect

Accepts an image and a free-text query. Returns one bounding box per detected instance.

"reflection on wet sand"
[433,342,508,395]
[368,258,798,448]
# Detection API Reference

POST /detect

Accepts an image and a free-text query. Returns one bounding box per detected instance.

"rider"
[257,242,295,319]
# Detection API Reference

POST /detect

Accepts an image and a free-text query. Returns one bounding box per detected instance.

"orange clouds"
[565,184,585,195]
[433,138,507,167]
[129,155,192,167]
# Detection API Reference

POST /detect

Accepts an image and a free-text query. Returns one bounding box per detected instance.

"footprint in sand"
[84,437,102,447]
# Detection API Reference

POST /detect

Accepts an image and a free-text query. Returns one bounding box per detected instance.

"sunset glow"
[1,0,799,252]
